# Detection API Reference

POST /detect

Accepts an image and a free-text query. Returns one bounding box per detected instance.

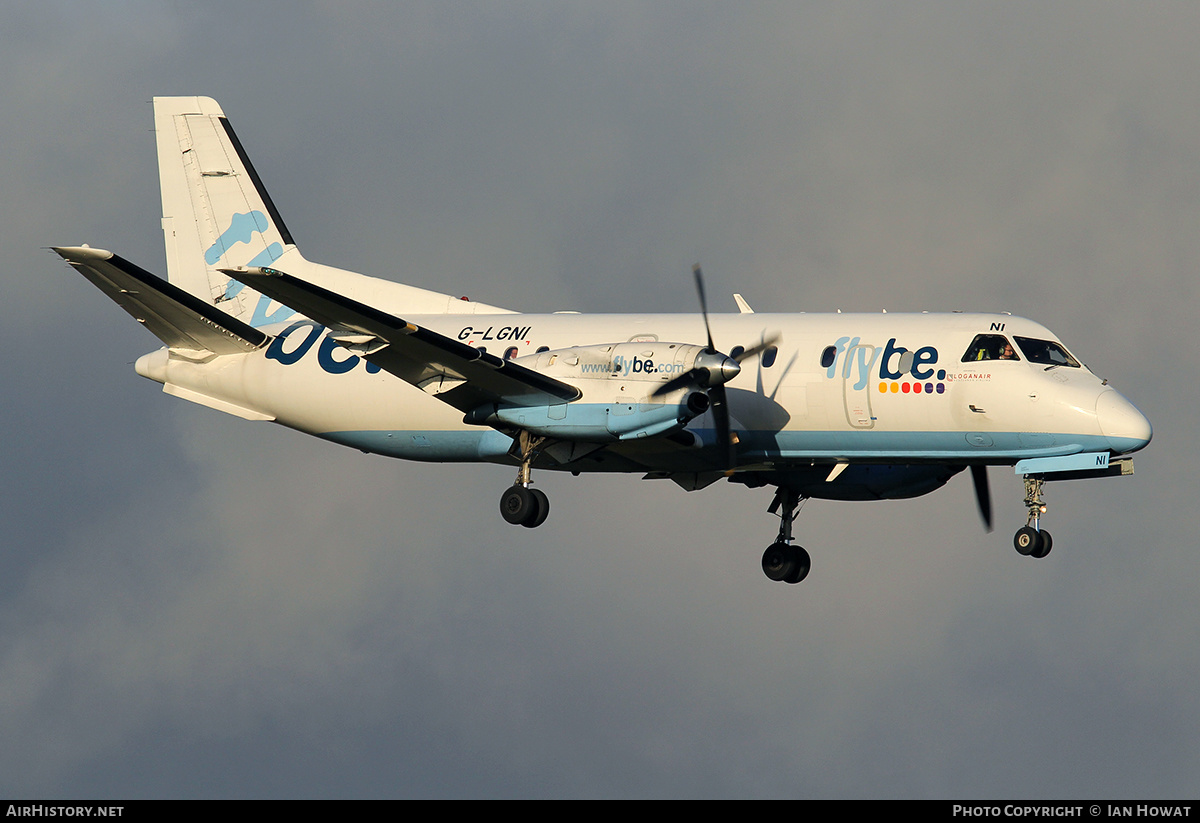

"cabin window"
[503,346,519,360]
[820,346,837,368]
[961,334,1020,362]
[762,346,778,368]
[1014,337,1080,368]
[536,346,549,353]
[730,345,745,360]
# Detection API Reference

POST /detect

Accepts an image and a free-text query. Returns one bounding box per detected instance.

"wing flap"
[55,246,267,355]
[224,265,581,412]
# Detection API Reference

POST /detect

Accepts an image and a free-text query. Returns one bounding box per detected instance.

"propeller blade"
[691,265,737,470]
[693,264,716,353]
[733,332,781,363]
[651,368,704,398]
[709,383,736,471]
[970,465,993,532]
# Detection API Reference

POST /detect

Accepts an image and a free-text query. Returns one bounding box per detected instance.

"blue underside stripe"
[321,428,1125,465]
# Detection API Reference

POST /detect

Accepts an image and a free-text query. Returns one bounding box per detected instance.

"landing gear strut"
[500,431,550,528]
[1013,475,1052,558]
[761,487,811,584]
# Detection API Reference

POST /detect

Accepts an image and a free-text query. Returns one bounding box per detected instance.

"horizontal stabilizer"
[224,265,581,412]
[55,246,267,356]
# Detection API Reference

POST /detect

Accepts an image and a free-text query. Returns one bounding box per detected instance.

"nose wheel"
[762,541,810,584]
[762,487,811,584]
[1013,475,1052,558]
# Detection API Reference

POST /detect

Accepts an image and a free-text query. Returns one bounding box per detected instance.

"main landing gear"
[761,487,811,584]
[1013,475,1052,559]
[500,431,550,528]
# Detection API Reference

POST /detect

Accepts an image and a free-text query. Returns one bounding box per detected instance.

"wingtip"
[51,245,115,263]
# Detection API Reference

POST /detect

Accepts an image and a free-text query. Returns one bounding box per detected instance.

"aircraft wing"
[224,265,582,412]
[55,246,267,356]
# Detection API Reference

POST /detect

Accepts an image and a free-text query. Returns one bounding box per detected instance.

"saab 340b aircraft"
[55,96,1152,584]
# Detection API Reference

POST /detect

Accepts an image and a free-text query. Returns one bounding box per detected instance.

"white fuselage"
[135,308,1151,474]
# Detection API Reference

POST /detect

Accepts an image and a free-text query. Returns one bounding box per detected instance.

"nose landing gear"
[1013,475,1052,558]
[762,487,811,584]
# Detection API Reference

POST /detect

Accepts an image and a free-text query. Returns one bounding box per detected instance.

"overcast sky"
[2,1,1197,798]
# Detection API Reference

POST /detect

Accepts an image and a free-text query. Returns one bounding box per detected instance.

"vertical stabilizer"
[155,96,296,325]
[154,96,514,322]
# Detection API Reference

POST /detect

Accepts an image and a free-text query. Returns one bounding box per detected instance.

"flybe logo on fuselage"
[265,320,382,375]
[826,337,946,394]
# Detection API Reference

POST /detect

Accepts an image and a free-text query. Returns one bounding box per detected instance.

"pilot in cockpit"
[964,334,1020,362]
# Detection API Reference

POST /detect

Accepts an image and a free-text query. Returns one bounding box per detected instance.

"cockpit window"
[1014,337,1080,368]
[961,334,1020,362]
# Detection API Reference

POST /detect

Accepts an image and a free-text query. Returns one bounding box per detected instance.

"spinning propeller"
[970,464,994,532]
[651,265,779,471]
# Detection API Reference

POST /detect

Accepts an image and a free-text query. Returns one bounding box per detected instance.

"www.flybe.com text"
[580,355,688,377]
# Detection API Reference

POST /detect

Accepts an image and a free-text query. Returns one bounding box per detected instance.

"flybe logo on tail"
[825,337,947,395]
[205,211,282,266]
[206,211,291,326]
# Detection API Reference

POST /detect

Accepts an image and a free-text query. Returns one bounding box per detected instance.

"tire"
[523,489,550,528]
[1031,530,1052,558]
[500,486,536,525]
[784,545,811,584]
[762,542,794,582]
[1014,526,1042,556]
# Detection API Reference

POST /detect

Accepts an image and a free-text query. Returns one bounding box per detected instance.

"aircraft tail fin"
[154,96,515,323]
[155,96,298,324]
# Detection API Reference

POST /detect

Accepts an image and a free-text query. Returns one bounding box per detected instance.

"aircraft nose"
[1096,389,1152,454]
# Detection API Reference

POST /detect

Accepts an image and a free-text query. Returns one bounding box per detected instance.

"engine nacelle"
[463,341,720,441]
[517,341,707,387]
[465,389,709,442]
